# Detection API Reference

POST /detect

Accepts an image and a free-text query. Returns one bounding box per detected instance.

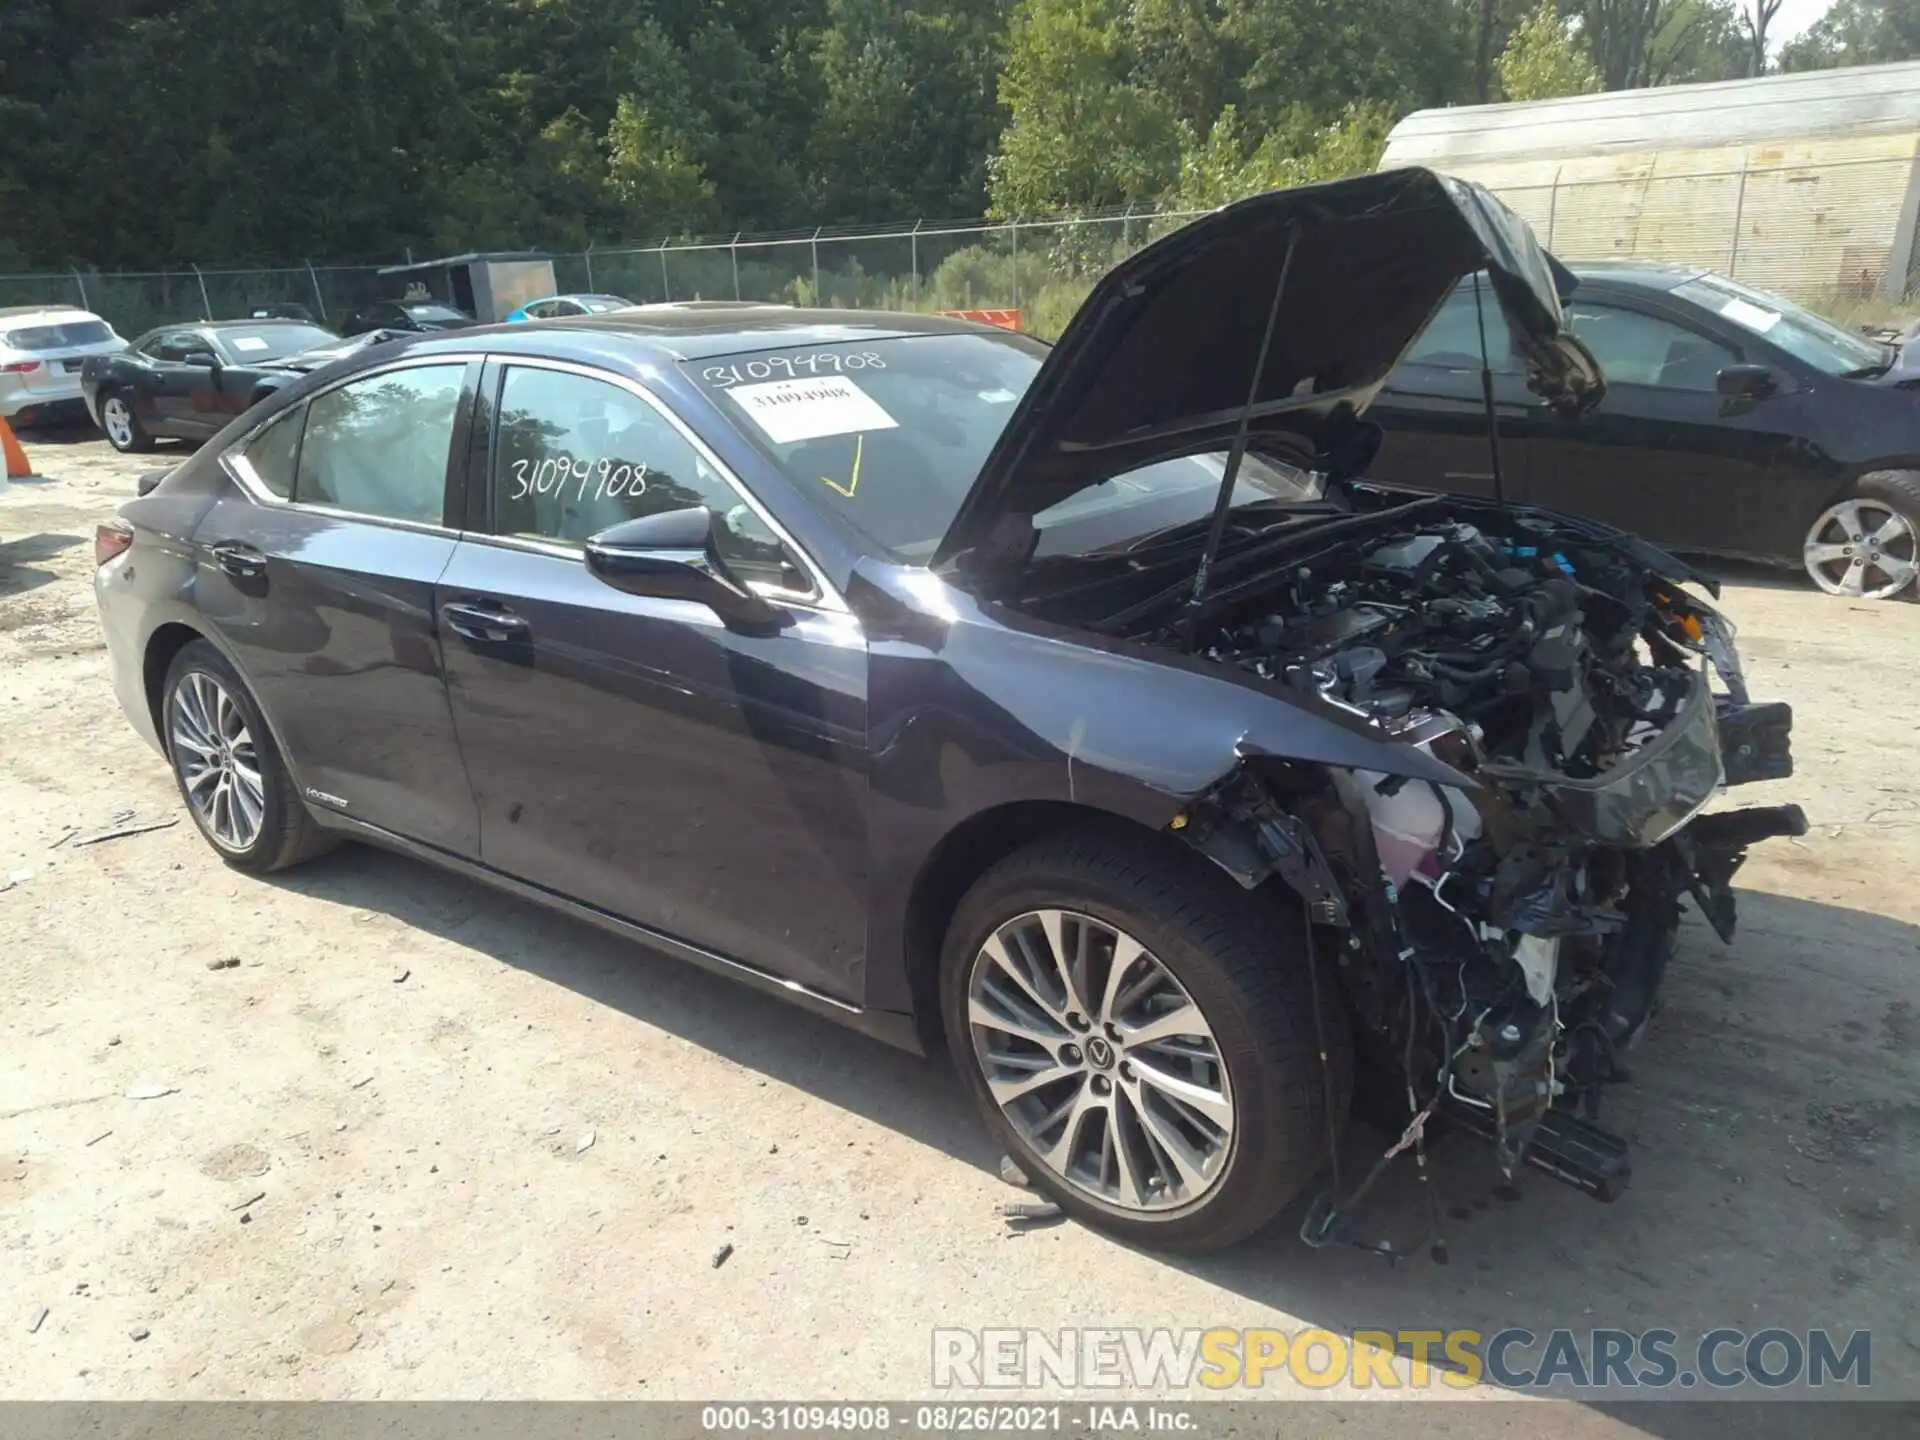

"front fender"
[856,562,1471,1007]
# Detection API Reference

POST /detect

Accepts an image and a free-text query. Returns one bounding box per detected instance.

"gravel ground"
[3,430,1917,1413]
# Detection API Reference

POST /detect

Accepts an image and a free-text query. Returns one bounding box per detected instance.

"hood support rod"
[1472,270,1508,509]
[1181,222,1300,652]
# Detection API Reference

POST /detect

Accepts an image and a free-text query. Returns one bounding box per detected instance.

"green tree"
[1171,101,1394,209]
[1781,0,1920,70]
[1497,1,1605,98]
[988,0,1183,215]
[807,0,1007,222]
[603,99,719,237]
[1645,0,1748,83]
[1568,0,1682,88]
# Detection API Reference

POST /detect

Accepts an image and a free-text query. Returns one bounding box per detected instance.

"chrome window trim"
[218,352,486,537]
[482,354,846,613]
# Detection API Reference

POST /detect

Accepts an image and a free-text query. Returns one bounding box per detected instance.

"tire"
[1802,471,1920,600]
[161,640,335,873]
[940,825,1351,1252]
[98,391,154,453]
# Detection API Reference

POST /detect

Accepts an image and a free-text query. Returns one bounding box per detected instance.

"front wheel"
[99,392,154,453]
[940,827,1350,1252]
[1802,472,1919,599]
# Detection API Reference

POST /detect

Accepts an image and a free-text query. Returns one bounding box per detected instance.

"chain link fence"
[0,207,1207,342]
[3,155,1910,341]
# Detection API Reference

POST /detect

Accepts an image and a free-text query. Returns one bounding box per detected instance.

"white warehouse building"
[1379,60,1920,303]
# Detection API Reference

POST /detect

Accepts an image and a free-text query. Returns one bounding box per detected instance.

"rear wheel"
[161,640,334,872]
[940,827,1349,1252]
[1802,473,1919,599]
[99,392,154,453]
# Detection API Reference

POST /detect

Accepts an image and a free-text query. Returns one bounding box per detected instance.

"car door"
[145,331,216,432]
[189,357,483,852]
[1523,294,1813,554]
[1368,283,1542,502]
[434,358,870,1002]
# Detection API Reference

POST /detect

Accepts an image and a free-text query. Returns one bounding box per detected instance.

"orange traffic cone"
[0,415,35,480]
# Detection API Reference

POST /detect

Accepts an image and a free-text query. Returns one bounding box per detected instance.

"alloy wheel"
[101,396,134,449]
[170,671,266,852]
[966,909,1235,1214]
[1803,498,1918,599]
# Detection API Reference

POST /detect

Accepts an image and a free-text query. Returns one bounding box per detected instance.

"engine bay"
[1118,501,1807,1245]
[1193,515,1703,782]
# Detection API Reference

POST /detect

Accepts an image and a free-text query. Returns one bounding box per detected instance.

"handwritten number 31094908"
[509,455,650,504]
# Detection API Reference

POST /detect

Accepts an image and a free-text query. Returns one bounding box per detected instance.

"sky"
[1770,0,1834,52]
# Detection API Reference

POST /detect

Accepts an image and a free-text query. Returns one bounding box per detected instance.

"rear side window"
[4,320,116,350]
[490,365,808,591]
[237,407,303,499]
[294,364,465,524]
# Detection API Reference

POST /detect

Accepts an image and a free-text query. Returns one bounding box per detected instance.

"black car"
[337,299,477,336]
[92,169,1803,1252]
[81,319,342,452]
[1372,262,1920,600]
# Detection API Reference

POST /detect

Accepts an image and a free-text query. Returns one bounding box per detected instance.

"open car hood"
[930,167,1601,573]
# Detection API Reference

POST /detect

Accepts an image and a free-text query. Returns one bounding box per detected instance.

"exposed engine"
[1202,516,1694,778]
[1152,505,1805,1234]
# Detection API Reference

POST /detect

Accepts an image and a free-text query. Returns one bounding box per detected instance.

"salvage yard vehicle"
[1,305,127,428]
[336,299,477,336]
[1373,262,1920,599]
[81,319,341,452]
[504,293,634,321]
[93,169,1805,1252]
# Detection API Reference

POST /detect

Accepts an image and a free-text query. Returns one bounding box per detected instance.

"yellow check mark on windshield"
[818,432,863,498]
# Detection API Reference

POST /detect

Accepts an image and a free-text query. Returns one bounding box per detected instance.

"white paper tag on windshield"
[230,335,271,353]
[727,375,898,444]
[1718,297,1781,333]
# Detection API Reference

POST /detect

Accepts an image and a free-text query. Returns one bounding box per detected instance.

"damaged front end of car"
[1160,503,1805,1234]
[927,168,1807,1244]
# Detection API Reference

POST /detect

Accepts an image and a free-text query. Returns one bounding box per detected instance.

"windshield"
[1674,274,1887,376]
[4,319,117,350]
[216,324,338,362]
[579,295,629,313]
[688,332,1318,563]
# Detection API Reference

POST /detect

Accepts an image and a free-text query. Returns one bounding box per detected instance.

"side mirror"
[585,506,782,632]
[1716,364,1775,398]
[180,349,221,369]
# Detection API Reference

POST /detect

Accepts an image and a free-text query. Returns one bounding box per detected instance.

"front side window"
[153,332,207,363]
[491,365,808,592]
[1566,303,1735,391]
[1401,285,1519,372]
[1672,273,1888,377]
[293,364,465,523]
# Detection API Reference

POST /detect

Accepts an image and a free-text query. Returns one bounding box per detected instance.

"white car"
[1,306,127,429]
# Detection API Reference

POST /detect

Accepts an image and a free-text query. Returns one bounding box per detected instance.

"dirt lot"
[3,431,1918,1410]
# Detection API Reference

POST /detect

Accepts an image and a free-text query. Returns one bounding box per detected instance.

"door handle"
[209,540,266,580]
[441,600,530,644]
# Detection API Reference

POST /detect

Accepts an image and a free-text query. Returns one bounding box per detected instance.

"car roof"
[1565,260,1711,292]
[506,303,995,361]
[0,306,102,322]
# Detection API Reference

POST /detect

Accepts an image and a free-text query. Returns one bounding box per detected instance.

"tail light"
[1,360,42,374]
[95,519,134,567]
